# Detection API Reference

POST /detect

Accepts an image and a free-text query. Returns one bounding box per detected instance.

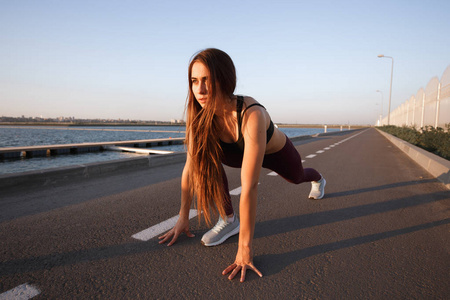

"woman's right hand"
[158,216,195,246]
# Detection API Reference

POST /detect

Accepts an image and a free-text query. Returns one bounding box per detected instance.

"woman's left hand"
[222,245,263,282]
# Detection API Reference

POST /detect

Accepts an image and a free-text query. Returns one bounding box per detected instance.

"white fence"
[380,65,450,130]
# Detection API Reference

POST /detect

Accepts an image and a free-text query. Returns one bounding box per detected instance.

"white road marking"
[230,186,242,195]
[132,209,198,241]
[230,183,260,195]
[266,130,368,180]
[0,283,40,300]
[337,130,367,144]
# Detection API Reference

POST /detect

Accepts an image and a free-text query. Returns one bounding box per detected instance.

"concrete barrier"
[377,129,450,189]
[0,152,186,190]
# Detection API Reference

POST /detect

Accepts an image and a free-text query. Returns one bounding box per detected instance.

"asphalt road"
[1,128,449,299]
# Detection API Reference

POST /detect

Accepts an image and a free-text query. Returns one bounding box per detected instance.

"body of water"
[0,125,340,174]
[0,125,186,148]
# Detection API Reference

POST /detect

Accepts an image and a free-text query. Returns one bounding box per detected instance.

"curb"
[377,129,450,189]
[0,152,186,190]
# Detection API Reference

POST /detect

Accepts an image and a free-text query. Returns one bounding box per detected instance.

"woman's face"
[191,61,210,108]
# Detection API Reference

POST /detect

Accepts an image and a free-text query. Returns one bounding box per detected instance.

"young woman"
[159,48,326,282]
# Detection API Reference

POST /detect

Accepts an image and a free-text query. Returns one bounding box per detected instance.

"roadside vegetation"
[377,124,450,160]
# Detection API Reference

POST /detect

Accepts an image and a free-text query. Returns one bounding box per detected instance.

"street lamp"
[376,90,383,125]
[377,54,394,125]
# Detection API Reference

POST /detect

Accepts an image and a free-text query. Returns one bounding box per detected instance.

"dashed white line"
[0,283,40,300]
[132,209,198,241]
[267,130,368,179]
[230,186,242,195]
[338,129,367,143]
[230,183,260,195]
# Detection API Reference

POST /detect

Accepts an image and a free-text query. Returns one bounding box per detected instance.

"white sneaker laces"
[212,218,228,234]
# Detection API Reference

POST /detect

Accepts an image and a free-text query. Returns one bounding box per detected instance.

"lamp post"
[377,54,394,125]
[376,90,383,125]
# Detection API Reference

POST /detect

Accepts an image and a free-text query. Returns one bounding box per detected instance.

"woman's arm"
[158,152,195,246]
[223,104,267,282]
[179,154,193,218]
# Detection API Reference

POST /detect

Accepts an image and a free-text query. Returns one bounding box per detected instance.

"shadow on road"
[249,186,449,276]
[255,218,449,277]
[326,179,438,198]
[254,189,448,240]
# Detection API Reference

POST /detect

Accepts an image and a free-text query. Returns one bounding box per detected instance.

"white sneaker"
[201,215,240,247]
[309,176,326,199]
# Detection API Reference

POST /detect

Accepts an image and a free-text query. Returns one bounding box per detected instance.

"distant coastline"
[0,122,368,128]
[0,122,185,127]
[0,116,185,127]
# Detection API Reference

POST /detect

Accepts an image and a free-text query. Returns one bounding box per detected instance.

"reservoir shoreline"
[1,122,368,128]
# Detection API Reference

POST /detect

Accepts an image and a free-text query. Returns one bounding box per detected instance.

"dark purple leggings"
[221,136,321,215]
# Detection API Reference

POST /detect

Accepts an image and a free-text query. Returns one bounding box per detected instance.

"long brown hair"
[185,48,236,224]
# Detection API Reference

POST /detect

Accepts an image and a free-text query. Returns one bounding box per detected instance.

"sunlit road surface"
[1,128,449,299]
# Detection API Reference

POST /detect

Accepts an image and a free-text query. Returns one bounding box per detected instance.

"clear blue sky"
[1,0,449,125]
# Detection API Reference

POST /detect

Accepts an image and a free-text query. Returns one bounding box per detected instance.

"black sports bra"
[220,95,274,152]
